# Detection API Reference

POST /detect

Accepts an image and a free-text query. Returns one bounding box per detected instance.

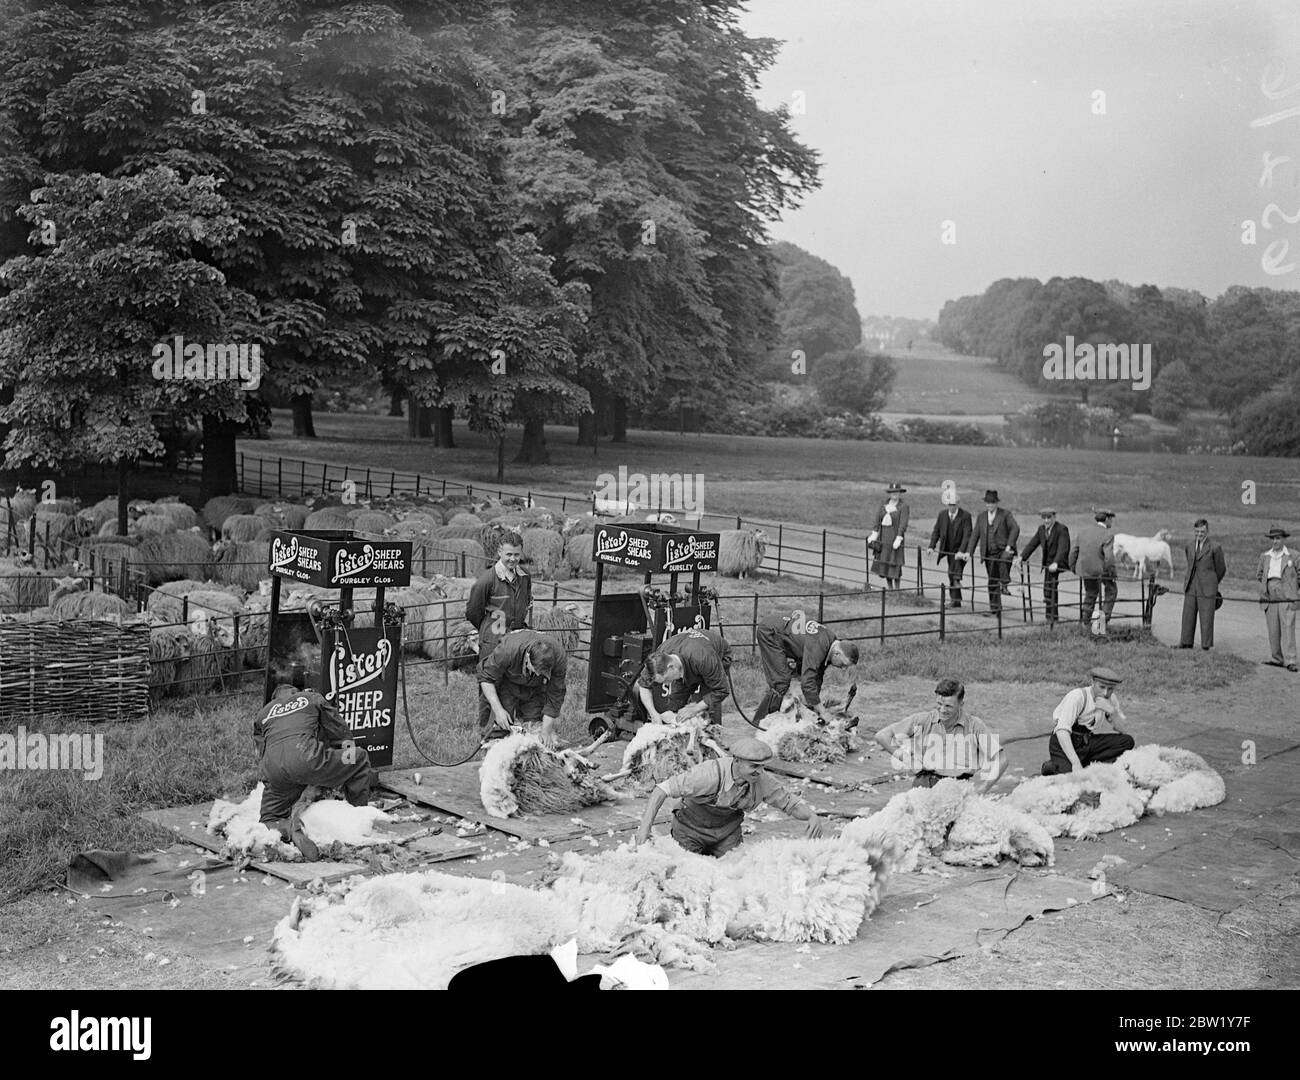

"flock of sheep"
[0,484,770,702]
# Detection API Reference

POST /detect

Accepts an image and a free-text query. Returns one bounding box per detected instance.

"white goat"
[1112,529,1174,578]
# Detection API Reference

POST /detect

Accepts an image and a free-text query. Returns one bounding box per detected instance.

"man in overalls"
[632,736,824,857]
[1040,666,1135,774]
[751,609,859,723]
[477,628,567,748]
[633,626,733,725]
[254,682,375,860]
[467,531,532,732]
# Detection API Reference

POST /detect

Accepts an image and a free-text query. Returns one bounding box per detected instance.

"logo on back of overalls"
[270,536,299,571]
[326,638,393,700]
[335,546,376,581]
[265,695,309,719]
[595,529,627,556]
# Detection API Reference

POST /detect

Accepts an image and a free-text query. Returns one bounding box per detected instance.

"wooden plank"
[141,803,485,885]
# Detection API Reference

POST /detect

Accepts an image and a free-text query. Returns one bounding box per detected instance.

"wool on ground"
[1118,744,1226,815]
[208,785,395,857]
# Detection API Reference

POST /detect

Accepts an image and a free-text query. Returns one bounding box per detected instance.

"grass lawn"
[878,341,1063,416]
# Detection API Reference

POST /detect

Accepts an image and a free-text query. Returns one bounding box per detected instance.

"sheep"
[423,538,486,576]
[202,495,257,531]
[521,527,565,581]
[717,528,768,579]
[181,589,246,647]
[479,733,617,818]
[348,509,396,534]
[431,524,484,543]
[589,492,638,517]
[386,585,446,657]
[131,514,175,536]
[1,487,38,526]
[1117,744,1225,815]
[49,589,135,622]
[564,534,596,578]
[447,512,483,529]
[1112,529,1175,578]
[219,513,265,542]
[1005,763,1148,839]
[530,602,586,653]
[561,513,598,539]
[303,507,353,531]
[136,531,216,585]
[211,539,272,592]
[144,502,201,532]
[146,579,247,622]
[607,719,713,793]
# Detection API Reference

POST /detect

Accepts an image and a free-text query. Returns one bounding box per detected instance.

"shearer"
[254,679,375,861]
[632,736,825,856]
[466,530,533,730]
[750,608,860,724]
[1039,666,1135,774]
[478,628,567,748]
[873,677,1007,794]
[633,626,734,726]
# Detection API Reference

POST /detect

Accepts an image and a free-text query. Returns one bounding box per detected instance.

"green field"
[876,341,1062,417]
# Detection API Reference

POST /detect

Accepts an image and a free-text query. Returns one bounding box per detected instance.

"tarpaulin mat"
[141,803,484,884]
[667,868,1101,989]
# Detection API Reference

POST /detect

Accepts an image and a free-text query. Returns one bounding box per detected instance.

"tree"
[811,348,896,416]
[1149,359,1197,423]
[0,168,252,528]
[766,242,860,379]
[1205,288,1291,413]
[1231,387,1300,456]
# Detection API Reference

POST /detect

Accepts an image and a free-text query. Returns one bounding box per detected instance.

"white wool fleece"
[207,784,298,859]
[479,731,539,818]
[1006,764,1148,839]
[1118,745,1226,815]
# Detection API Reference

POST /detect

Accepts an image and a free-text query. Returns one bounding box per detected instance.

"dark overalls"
[633,628,732,725]
[476,629,567,731]
[664,757,802,857]
[254,690,373,824]
[752,612,836,722]
[467,565,533,728]
[1044,719,1135,773]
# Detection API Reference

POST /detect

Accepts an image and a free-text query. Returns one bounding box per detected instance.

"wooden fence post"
[939,574,946,642]
[820,530,827,581]
[776,524,783,577]
[879,586,885,645]
[751,594,759,652]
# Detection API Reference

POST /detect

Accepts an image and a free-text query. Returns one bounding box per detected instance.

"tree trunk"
[576,411,596,446]
[434,405,454,447]
[291,392,316,437]
[612,396,628,443]
[418,405,433,440]
[513,416,550,464]
[597,395,614,438]
[200,413,239,503]
[115,457,130,536]
[388,386,404,417]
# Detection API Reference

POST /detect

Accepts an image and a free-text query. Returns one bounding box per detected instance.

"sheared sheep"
[607,718,715,793]
[1005,763,1148,839]
[590,493,638,517]
[480,733,617,818]
[717,529,768,579]
[1118,744,1226,815]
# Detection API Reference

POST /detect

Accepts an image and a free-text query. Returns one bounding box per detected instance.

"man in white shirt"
[1039,666,1135,775]
[1257,526,1299,672]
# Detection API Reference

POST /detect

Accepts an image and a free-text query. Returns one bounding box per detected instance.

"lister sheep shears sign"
[268,530,412,588]
[321,626,401,767]
[592,523,720,573]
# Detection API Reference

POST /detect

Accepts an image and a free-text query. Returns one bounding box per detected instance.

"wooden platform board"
[141,804,485,885]
[380,764,669,843]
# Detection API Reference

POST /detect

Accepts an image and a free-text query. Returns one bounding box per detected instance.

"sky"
[738,0,1300,319]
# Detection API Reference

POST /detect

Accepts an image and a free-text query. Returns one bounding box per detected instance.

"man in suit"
[958,489,1019,615]
[1070,509,1117,635]
[1257,525,1298,671]
[928,488,973,608]
[1016,507,1071,626]
[1180,518,1226,650]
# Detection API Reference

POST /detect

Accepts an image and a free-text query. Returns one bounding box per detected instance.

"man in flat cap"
[1016,508,1071,626]
[958,489,1020,615]
[632,736,825,856]
[1070,509,1118,635]
[1040,667,1135,774]
[1257,526,1299,672]
[874,678,1007,794]
[929,485,972,609]
[477,628,567,748]
[1180,518,1227,650]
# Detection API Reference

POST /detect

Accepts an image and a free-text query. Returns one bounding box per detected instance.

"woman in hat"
[868,482,910,591]
[1257,526,1299,672]
[631,736,824,857]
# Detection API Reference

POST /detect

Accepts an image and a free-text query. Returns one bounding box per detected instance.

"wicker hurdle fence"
[0,620,151,723]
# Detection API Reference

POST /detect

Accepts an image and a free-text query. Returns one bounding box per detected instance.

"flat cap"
[1094,508,1116,521]
[1039,507,1056,517]
[729,736,774,763]
[1089,666,1123,686]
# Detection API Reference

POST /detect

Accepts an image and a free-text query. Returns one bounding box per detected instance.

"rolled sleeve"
[754,773,803,815]
[657,759,721,800]
[1052,689,1085,733]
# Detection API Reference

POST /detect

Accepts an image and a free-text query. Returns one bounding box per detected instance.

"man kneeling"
[632,737,823,857]
[254,683,374,860]
[1040,666,1135,774]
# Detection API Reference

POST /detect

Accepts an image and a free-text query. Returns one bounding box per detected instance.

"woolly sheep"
[1117,744,1225,815]
[480,733,616,818]
[304,507,353,531]
[349,510,396,534]
[447,512,483,529]
[202,495,256,531]
[717,529,768,579]
[136,531,215,585]
[144,502,201,531]
[132,514,175,536]
[1005,763,1147,839]
[424,537,486,576]
[221,513,266,542]
[253,502,310,531]
[531,603,585,652]
[211,540,271,592]
[521,527,565,580]
[564,534,596,578]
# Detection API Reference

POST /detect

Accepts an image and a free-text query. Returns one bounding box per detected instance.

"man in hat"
[1017,508,1071,626]
[874,678,1007,794]
[632,736,825,856]
[1257,526,1299,671]
[929,487,973,608]
[477,628,567,748]
[254,682,376,860]
[958,489,1019,614]
[1180,518,1227,650]
[1040,667,1134,774]
[467,530,532,729]
[750,609,860,723]
[1070,509,1117,635]
[634,626,733,726]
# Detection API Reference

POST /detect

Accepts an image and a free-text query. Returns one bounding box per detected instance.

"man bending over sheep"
[875,678,1007,794]
[1040,666,1134,774]
[633,626,733,726]
[633,736,824,856]
[751,609,859,723]
[255,682,375,861]
[478,629,566,748]
[467,532,532,730]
